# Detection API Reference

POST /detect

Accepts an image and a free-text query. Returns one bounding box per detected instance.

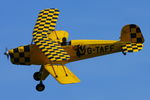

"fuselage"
[8,40,126,65]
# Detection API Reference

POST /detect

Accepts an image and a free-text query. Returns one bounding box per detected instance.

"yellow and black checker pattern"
[122,43,143,52]
[9,45,31,65]
[32,8,70,61]
[129,24,144,43]
[33,8,60,33]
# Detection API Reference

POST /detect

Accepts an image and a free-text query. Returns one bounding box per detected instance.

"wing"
[32,8,70,61]
[44,64,80,84]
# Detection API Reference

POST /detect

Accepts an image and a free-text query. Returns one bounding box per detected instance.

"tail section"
[120,24,144,53]
[120,24,144,43]
[122,43,143,53]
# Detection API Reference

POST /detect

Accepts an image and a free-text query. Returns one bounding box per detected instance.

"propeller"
[4,48,9,59]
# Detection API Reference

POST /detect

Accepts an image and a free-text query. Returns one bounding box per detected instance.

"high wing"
[44,64,80,84]
[32,8,70,61]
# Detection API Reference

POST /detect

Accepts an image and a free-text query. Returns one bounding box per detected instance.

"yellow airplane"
[5,8,144,92]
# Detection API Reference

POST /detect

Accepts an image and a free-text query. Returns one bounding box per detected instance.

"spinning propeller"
[4,48,9,59]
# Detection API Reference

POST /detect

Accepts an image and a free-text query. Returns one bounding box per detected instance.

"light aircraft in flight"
[4,8,144,92]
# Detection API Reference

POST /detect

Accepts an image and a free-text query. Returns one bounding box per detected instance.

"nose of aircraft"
[7,45,31,65]
[4,48,9,59]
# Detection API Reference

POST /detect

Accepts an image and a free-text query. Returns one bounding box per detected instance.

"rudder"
[120,24,144,43]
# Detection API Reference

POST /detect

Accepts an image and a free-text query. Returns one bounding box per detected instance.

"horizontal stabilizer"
[122,43,143,52]
[44,64,80,84]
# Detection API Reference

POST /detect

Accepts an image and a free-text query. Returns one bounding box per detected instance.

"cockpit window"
[61,40,71,46]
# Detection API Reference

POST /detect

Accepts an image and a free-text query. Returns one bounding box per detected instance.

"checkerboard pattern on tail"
[120,24,144,43]
[122,43,143,53]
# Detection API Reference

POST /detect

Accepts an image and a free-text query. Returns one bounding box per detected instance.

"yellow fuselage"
[9,40,125,65]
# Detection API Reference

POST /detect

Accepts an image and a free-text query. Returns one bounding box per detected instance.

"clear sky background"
[0,0,150,100]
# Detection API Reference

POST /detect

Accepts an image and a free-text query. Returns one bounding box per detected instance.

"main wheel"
[36,83,45,92]
[33,72,41,81]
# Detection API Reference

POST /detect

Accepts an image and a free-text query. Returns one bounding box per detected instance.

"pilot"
[61,37,67,46]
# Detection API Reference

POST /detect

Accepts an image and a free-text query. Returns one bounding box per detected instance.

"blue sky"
[0,0,150,100]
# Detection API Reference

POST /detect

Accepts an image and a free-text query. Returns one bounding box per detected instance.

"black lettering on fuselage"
[87,47,92,54]
[105,46,109,52]
[96,47,99,53]
[110,45,114,51]
[95,45,114,54]
[76,45,86,57]
[75,45,114,57]
[100,46,104,53]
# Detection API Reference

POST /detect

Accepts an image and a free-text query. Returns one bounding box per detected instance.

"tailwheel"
[36,82,45,92]
[33,72,41,81]
[122,51,127,55]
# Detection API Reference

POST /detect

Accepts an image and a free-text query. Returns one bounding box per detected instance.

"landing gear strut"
[33,71,45,92]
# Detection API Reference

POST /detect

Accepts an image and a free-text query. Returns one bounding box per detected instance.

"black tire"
[33,72,41,81]
[36,83,45,92]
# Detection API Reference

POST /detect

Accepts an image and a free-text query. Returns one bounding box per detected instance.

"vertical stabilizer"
[120,24,144,43]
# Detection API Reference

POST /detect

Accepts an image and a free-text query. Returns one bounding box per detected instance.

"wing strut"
[61,64,68,76]
[51,64,58,78]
